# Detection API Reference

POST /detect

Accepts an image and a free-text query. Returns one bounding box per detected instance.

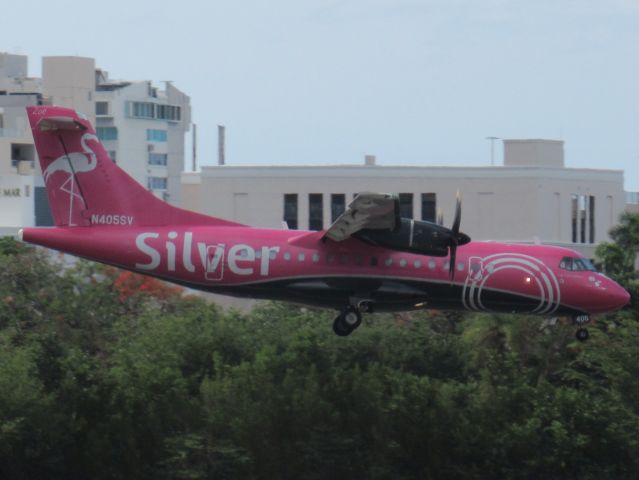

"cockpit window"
[559,256,597,272]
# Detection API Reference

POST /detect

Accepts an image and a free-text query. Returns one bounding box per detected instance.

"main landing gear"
[332,300,373,336]
[574,314,591,342]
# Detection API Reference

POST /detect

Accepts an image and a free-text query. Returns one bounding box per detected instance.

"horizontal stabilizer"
[37,116,87,132]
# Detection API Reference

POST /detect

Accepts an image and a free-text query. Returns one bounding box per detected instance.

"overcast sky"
[4,0,639,189]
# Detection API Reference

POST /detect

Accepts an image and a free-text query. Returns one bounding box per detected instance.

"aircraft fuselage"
[20,225,629,317]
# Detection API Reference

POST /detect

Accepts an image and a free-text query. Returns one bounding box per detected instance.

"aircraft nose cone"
[601,280,631,312]
[583,277,631,314]
[613,284,631,309]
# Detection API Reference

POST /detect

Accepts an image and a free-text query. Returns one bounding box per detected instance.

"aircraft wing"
[323,192,400,242]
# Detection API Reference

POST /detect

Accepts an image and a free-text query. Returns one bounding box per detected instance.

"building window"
[589,196,595,243]
[34,186,54,226]
[156,104,182,121]
[147,129,167,142]
[331,194,345,222]
[571,194,596,244]
[95,101,109,116]
[309,193,323,230]
[284,194,298,230]
[399,193,413,218]
[11,143,35,167]
[96,127,118,141]
[421,193,436,222]
[148,176,168,190]
[133,102,155,119]
[128,101,182,121]
[148,153,168,166]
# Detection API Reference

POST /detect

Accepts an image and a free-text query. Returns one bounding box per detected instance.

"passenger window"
[312,253,320,263]
[298,253,305,262]
[414,260,422,268]
[283,252,291,261]
[385,258,393,267]
[339,254,348,265]
[354,255,364,266]
[370,256,378,266]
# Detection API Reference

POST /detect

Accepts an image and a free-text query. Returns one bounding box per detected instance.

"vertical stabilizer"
[27,105,241,228]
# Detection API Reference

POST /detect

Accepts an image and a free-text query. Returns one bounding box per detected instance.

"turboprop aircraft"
[20,106,630,339]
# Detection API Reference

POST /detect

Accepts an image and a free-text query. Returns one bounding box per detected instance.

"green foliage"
[596,212,639,282]
[0,242,639,478]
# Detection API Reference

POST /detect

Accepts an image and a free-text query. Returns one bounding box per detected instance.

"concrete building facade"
[182,140,626,258]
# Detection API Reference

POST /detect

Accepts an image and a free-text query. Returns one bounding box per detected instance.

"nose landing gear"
[573,314,591,342]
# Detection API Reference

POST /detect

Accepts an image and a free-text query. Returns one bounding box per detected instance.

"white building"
[0,52,191,231]
[182,140,626,259]
[93,71,191,204]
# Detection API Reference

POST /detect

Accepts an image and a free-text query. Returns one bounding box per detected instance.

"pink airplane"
[20,106,630,339]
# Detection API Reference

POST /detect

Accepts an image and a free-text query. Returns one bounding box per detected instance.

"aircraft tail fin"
[27,106,242,228]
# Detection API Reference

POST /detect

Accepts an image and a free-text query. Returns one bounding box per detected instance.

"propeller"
[448,192,470,280]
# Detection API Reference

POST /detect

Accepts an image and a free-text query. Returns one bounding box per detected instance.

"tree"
[596,211,639,310]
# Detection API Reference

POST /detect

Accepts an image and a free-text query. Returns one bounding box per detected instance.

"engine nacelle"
[354,218,470,257]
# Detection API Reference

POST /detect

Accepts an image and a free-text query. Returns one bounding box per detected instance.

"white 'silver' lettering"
[135,233,161,270]
[134,232,279,277]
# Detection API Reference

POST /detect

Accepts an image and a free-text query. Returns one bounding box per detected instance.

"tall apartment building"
[0,52,191,231]
[93,70,191,204]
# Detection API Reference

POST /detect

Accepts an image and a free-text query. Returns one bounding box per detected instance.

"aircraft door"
[468,256,484,282]
[204,244,226,281]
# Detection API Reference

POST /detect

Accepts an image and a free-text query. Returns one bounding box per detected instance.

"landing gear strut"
[332,306,363,337]
[573,314,591,342]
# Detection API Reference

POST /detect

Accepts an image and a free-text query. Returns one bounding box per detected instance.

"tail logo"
[43,133,99,183]
[43,133,99,226]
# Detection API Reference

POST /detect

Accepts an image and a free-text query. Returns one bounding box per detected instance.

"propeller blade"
[449,245,457,279]
[448,191,462,280]
[452,191,462,236]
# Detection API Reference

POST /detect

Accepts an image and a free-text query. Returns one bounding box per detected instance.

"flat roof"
[186,164,623,183]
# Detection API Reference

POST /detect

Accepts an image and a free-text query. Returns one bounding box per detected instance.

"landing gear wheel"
[576,328,589,342]
[343,307,362,329]
[333,316,352,336]
[332,307,362,336]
